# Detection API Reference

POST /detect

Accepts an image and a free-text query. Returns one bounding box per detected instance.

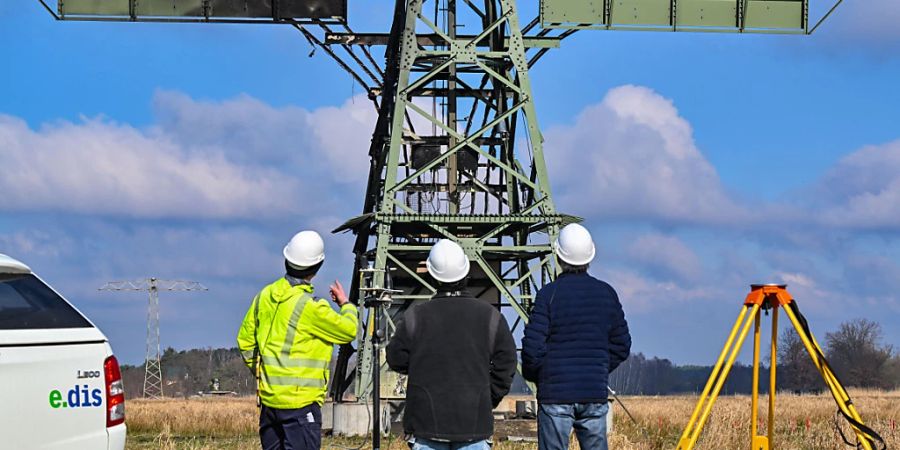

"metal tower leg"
[143,280,163,399]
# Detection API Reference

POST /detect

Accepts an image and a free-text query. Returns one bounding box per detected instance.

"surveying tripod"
[676,284,886,450]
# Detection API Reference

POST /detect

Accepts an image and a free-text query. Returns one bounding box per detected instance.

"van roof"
[0,254,32,274]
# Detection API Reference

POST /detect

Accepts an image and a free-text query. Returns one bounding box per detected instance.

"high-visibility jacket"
[237,277,358,409]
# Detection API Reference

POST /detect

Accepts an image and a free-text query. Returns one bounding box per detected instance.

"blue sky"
[2,1,899,366]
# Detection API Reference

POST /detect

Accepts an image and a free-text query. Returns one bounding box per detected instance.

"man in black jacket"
[522,224,631,450]
[387,239,517,450]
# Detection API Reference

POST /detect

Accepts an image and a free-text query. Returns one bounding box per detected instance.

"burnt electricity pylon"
[99,278,207,399]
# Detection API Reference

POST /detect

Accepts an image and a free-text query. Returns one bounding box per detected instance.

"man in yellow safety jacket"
[237,230,358,450]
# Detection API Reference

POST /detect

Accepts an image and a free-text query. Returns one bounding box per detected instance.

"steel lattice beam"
[328,0,573,402]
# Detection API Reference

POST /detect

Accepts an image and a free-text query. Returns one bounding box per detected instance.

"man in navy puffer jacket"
[521,223,631,450]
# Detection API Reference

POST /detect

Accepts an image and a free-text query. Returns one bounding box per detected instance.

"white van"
[0,254,126,449]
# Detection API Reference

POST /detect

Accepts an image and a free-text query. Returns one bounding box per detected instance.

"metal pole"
[447,0,459,214]
[369,286,397,450]
[372,300,382,450]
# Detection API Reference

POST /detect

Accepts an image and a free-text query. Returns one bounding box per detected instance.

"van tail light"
[104,355,125,427]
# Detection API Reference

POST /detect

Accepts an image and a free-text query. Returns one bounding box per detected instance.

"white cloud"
[153,91,377,181]
[603,268,718,313]
[0,114,294,218]
[546,85,748,225]
[778,272,819,292]
[0,91,377,219]
[0,230,70,259]
[626,233,703,282]
[306,97,380,180]
[809,139,900,229]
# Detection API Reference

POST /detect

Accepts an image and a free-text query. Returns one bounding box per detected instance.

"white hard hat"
[554,223,595,266]
[426,239,470,283]
[283,230,326,268]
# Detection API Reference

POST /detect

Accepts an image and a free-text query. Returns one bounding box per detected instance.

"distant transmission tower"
[99,278,207,399]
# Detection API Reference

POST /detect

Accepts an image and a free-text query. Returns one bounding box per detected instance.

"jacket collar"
[557,271,589,279]
[284,274,313,288]
[269,277,314,303]
[434,288,472,299]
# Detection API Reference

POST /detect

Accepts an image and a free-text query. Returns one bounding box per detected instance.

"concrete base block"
[332,403,370,436]
[326,399,613,437]
[322,401,334,431]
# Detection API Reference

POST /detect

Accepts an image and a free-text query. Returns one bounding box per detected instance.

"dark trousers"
[259,403,322,450]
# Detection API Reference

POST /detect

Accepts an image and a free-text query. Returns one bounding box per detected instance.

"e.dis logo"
[49,385,103,409]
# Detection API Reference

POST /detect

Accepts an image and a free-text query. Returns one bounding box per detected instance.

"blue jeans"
[411,437,491,450]
[538,403,609,450]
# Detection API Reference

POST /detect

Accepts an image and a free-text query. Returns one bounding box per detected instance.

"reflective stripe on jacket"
[237,277,358,409]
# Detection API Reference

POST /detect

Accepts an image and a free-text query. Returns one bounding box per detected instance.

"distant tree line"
[780,318,898,392]
[608,353,766,395]
[610,318,899,395]
[121,347,256,398]
[121,319,898,399]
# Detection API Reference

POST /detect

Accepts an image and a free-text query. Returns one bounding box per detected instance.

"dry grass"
[608,390,900,450]
[126,398,258,438]
[125,391,900,449]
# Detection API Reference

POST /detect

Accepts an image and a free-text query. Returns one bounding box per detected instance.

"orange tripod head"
[744,284,794,309]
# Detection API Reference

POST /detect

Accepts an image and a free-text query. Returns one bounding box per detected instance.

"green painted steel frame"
[540,0,813,33]
[347,0,568,401]
[54,0,348,23]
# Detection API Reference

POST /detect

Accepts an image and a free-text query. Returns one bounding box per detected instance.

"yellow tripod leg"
[768,307,778,448]
[782,305,875,450]
[677,305,751,449]
[750,310,764,450]
[812,336,876,448]
[677,304,761,450]
[804,328,870,426]
[749,309,770,450]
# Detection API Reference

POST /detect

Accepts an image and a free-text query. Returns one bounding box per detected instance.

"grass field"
[125,391,900,449]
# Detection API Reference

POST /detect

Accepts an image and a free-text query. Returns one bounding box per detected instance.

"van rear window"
[0,274,92,329]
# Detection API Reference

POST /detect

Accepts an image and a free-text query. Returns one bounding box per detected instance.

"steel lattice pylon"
[328,0,580,402]
[99,278,207,399]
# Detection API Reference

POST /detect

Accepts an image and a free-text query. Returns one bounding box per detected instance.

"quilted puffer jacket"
[521,271,631,404]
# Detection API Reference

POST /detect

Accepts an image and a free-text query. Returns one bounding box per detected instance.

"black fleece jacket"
[386,290,517,442]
